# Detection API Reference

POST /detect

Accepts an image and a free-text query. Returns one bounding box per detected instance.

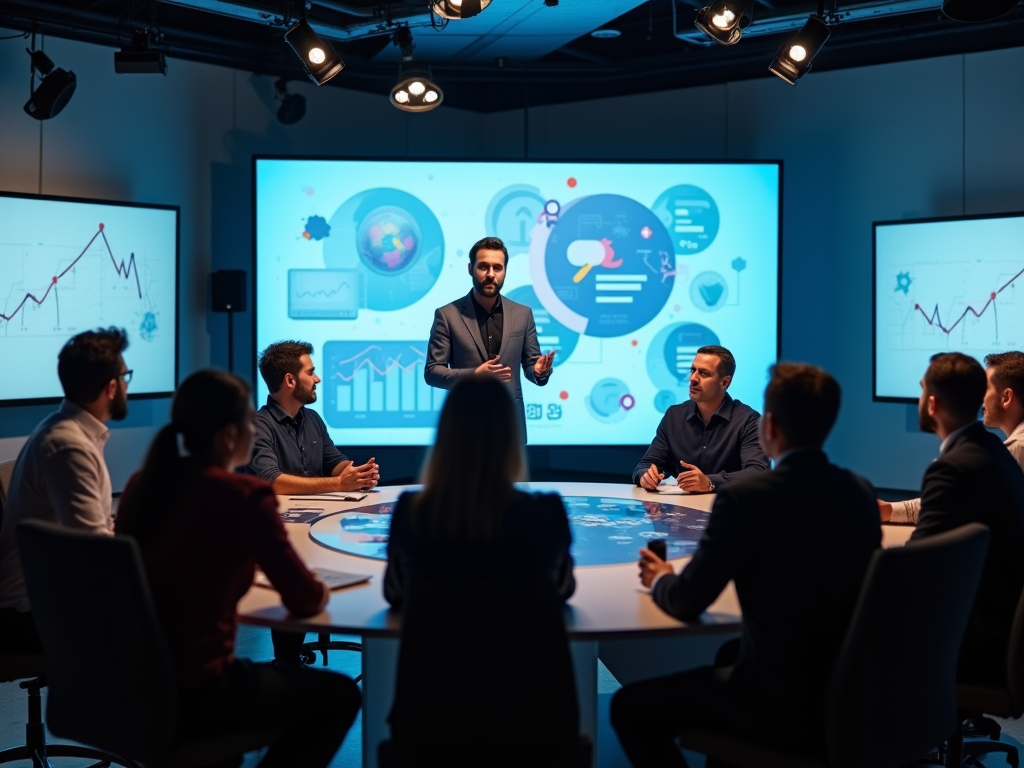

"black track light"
[23,49,76,120]
[694,1,754,46]
[769,14,830,85]
[390,67,443,112]
[942,0,1019,22]
[431,0,492,19]
[274,79,306,125]
[284,20,344,85]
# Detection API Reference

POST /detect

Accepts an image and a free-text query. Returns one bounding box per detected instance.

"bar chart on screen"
[323,340,446,429]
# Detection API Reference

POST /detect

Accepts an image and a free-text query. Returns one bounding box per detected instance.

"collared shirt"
[632,393,769,488]
[0,400,114,611]
[247,396,348,484]
[1003,419,1024,466]
[471,292,504,359]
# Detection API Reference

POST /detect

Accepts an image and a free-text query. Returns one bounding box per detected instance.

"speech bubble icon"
[567,239,607,283]
[662,323,720,386]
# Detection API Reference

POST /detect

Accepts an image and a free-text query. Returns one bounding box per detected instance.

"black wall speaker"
[211,270,247,313]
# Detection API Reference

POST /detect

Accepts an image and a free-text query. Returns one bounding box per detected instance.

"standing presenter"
[425,236,555,443]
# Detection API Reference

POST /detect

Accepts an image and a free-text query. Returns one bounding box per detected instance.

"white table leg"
[361,636,399,768]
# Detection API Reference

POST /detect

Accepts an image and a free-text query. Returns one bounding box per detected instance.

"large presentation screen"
[255,158,780,446]
[0,192,178,404]
[874,212,1024,402]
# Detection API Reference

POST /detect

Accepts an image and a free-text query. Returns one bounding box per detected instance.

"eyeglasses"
[119,370,133,384]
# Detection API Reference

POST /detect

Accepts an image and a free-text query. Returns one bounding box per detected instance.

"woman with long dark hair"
[116,369,360,768]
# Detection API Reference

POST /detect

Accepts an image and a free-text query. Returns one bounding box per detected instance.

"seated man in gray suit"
[424,236,555,443]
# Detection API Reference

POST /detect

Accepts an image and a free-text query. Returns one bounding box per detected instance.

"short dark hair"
[469,236,509,266]
[984,351,1024,401]
[925,352,986,422]
[696,345,736,378]
[258,340,313,393]
[57,328,129,404]
[764,362,841,449]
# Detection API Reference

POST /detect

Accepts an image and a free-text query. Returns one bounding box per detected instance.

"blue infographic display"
[255,159,780,446]
[0,193,178,403]
[874,213,1024,401]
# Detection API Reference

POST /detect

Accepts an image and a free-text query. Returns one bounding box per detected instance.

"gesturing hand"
[676,460,713,493]
[475,355,513,382]
[533,350,556,377]
[338,458,380,491]
[638,547,673,588]
[639,464,665,491]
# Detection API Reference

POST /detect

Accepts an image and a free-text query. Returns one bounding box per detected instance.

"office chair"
[945,584,1024,768]
[16,519,282,767]
[300,633,363,682]
[677,523,990,768]
[379,576,592,768]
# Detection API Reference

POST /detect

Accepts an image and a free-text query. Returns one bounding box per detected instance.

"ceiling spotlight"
[694,1,753,45]
[114,28,167,74]
[431,0,492,19]
[284,19,344,85]
[942,0,1019,22]
[393,26,416,61]
[23,49,76,120]
[390,67,443,112]
[769,14,830,85]
[274,79,306,125]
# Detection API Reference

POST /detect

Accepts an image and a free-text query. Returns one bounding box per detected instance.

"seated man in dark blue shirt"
[248,340,380,665]
[632,344,768,492]
[248,340,379,494]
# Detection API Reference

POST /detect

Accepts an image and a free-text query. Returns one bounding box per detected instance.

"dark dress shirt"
[247,397,348,483]
[471,292,504,359]
[911,420,1024,685]
[631,393,769,487]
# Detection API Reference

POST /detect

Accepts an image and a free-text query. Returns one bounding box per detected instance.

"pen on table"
[287,507,324,512]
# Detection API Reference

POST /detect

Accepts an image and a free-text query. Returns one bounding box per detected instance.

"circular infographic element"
[585,377,632,424]
[651,184,720,257]
[645,322,721,408]
[533,194,675,338]
[324,188,444,311]
[308,497,711,566]
[689,270,729,312]
[505,285,578,366]
[356,206,422,275]
[485,184,547,256]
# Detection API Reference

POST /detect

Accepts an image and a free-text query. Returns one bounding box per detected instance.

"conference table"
[236,481,912,768]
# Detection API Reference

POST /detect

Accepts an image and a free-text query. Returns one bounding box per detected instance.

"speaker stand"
[226,307,235,373]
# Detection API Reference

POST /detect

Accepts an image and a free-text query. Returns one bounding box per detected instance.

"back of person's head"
[985,351,1024,401]
[696,344,736,379]
[57,327,129,404]
[925,352,986,423]
[764,362,841,449]
[118,369,252,546]
[418,376,525,538]
[258,340,312,394]
[468,236,509,266]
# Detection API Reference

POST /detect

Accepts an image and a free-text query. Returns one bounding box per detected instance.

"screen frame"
[252,154,783,449]
[872,209,1024,404]
[0,189,181,407]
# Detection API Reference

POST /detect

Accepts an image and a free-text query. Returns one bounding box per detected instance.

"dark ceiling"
[2,0,1024,112]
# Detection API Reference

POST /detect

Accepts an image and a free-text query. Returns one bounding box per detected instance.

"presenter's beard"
[110,390,128,421]
[296,382,318,404]
[472,275,502,298]
[918,399,937,434]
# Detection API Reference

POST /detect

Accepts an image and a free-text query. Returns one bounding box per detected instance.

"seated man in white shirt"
[0,327,130,654]
[880,350,1024,523]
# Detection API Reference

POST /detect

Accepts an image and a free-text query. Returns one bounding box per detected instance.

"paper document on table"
[287,493,368,502]
[254,567,372,590]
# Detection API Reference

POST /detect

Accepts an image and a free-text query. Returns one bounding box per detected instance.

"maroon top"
[116,461,326,688]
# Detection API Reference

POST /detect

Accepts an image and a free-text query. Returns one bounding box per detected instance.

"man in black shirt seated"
[612,363,881,766]
[632,344,768,492]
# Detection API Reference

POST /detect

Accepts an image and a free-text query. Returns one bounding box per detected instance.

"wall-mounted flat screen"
[874,212,1024,402]
[0,192,179,404]
[254,158,780,446]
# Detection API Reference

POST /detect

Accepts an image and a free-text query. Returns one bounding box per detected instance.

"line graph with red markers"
[0,195,177,402]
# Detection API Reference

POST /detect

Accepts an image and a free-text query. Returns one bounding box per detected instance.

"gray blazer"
[424,291,550,442]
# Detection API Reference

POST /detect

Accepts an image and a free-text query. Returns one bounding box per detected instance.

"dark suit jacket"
[424,291,548,443]
[384,489,575,610]
[912,421,1024,685]
[652,450,881,747]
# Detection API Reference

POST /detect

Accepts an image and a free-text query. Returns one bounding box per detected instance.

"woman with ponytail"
[116,369,360,768]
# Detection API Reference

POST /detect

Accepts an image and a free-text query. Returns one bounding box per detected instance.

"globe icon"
[357,206,422,275]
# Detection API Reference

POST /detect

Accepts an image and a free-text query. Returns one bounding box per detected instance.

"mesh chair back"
[826,522,989,768]
[16,519,177,762]
[389,576,579,767]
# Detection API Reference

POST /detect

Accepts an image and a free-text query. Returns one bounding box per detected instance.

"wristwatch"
[707,479,716,493]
